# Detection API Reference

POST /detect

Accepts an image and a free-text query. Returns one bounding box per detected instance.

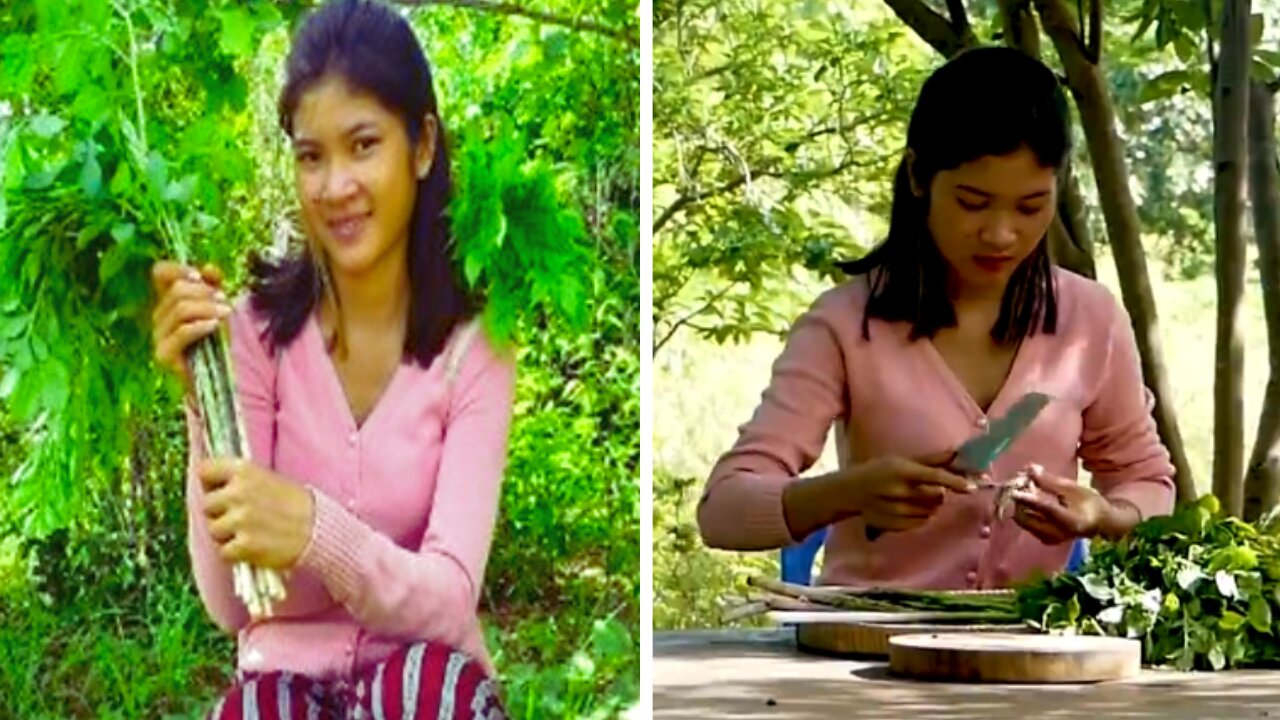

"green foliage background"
[0,1,638,717]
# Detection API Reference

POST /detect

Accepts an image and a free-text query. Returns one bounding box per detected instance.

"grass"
[0,579,636,719]
[654,249,1271,629]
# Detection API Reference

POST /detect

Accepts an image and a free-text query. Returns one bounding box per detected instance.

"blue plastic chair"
[780,528,1089,586]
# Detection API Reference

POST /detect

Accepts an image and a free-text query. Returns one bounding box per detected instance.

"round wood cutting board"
[888,633,1142,683]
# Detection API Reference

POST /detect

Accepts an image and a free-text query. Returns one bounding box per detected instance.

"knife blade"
[952,391,1053,476]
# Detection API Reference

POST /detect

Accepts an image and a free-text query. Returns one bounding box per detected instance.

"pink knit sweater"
[698,268,1175,589]
[185,296,515,680]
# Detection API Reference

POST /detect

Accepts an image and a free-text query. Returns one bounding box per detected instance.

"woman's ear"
[904,149,924,197]
[415,114,438,180]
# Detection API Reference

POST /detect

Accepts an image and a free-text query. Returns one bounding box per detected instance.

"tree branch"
[1087,0,1101,63]
[394,0,637,46]
[655,114,892,234]
[999,0,1042,56]
[881,0,971,56]
[946,0,972,40]
[655,283,739,354]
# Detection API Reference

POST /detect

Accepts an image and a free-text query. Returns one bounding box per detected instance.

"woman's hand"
[197,458,316,569]
[853,451,977,535]
[151,260,231,391]
[1010,464,1138,544]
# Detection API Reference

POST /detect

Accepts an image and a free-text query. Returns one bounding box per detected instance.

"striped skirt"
[206,641,505,719]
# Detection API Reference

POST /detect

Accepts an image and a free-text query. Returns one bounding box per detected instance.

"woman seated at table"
[696,46,1175,590]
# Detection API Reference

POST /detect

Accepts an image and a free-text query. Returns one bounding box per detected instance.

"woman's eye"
[355,137,379,154]
[296,151,319,165]
[1019,205,1046,216]
[957,198,986,211]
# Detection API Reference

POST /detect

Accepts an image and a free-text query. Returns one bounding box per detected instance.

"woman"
[697,46,1175,591]
[149,1,513,716]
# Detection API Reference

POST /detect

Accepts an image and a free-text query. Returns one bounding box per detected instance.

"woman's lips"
[973,255,1015,272]
[328,214,369,244]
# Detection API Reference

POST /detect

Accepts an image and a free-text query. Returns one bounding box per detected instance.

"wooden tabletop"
[654,629,1280,719]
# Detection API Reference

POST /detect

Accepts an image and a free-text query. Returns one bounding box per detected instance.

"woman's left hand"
[1010,464,1114,545]
[197,458,316,569]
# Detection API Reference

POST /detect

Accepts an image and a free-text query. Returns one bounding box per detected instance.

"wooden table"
[654,629,1280,719]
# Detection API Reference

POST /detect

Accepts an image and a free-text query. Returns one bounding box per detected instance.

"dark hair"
[837,46,1071,345]
[247,0,477,367]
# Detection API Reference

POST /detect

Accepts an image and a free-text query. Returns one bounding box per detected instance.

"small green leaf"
[99,243,134,285]
[1220,610,1247,631]
[0,366,17,399]
[217,7,257,57]
[1079,573,1115,601]
[109,162,132,197]
[81,152,102,197]
[1249,596,1272,634]
[464,252,483,287]
[1139,70,1194,104]
[28,114,66,138]
[1208,644,1227,670]
[163,174,197,204]
[110,223,135,244]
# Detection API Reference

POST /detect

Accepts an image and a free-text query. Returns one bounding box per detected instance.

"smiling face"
[920,145,1057,294]
[290,73,433,281]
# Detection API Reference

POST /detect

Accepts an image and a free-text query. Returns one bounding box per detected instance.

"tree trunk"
[1054,162,1098,279]
[1033,0,1197,502]
[1245,81,1280,521]
[1210,0,1252,517]
[1001,2,1098,279]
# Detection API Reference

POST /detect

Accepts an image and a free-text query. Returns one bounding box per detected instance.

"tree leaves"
[215,7,258,58]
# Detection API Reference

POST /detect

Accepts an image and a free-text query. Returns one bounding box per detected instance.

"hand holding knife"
[864,392,1052,541]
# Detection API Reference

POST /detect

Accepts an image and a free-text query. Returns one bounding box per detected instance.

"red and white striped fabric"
[207,642,505,720]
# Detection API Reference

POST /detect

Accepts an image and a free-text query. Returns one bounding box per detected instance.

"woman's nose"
[979,213,1018,248]
[320,161,358,202]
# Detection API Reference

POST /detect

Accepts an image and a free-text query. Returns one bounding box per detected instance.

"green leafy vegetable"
[1016,494,1280,670]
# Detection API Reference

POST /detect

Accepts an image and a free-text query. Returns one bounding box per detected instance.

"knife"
[865,391,1053,541]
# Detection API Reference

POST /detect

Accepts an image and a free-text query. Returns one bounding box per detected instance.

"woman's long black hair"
[247,0,477,368]
[838,46,1072,345]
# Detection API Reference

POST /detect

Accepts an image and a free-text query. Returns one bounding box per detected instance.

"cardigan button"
[980,525,992,539]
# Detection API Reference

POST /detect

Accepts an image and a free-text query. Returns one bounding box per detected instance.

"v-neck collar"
[920,330,1038,421]
[307,311,406,435]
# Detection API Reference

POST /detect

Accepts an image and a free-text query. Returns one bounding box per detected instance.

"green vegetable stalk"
[186,326,286,619]
[111,0,283,620]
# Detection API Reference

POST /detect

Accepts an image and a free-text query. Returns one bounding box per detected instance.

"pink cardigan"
[698,268,1175,589]
[185,296,515,680]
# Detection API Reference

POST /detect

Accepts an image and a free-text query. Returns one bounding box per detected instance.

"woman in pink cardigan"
[698,47,1176,591]
[149,1,512,717]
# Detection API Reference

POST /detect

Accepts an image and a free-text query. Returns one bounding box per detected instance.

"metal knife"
[865,391,1052,541]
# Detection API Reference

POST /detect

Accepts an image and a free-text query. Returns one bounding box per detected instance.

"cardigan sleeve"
[697,295,850,551]
[184,296,277,634]
[294,325,515,648]
[1078,291,1177,521]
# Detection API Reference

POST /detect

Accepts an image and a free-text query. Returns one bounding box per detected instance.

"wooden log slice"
[888,632,1142,683]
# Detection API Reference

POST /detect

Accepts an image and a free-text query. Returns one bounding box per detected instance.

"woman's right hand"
[850,451,975,534]
[151,260,231,390]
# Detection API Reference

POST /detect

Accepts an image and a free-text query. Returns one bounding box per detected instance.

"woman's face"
[921,145,1057,293]
[290,74,432,281]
